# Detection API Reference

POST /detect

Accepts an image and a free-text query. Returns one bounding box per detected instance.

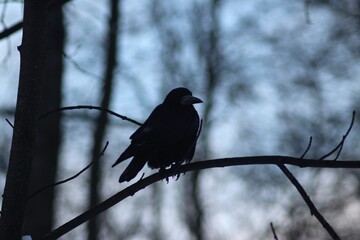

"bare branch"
[5,118,14,129]
[41,156,359,240]
[318,111,355,160]
[278,164,340,240]
[300,136,312,159]
[270,222,279,240]
[334,137,345,161]
[63,52,102,80]
[0,1,72,41]
[0,21,23,40]
[27,142,109,201]
[38,105,143,126]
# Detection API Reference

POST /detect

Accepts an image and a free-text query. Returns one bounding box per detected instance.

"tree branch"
[318,111,355,160]
[300,136,312,159]
[0,0,72,41]
[38,105,142,126]
[27,142,109,201]
[278,164,340,240]
[270,222,278,240]
[0,21,23,40]
[5,118,14,129]
[40,156,359,240]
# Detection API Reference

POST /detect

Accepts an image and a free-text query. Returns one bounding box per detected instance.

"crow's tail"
[119,156,147,182]
[112,145,136,167]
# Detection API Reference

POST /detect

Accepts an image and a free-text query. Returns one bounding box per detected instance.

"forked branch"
[40,156,359,240]
[318,111,355,160]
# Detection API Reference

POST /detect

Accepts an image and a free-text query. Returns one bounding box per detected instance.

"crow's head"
[164,87,203,106]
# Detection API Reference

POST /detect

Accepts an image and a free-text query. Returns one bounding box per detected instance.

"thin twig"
[318,111,355,160]
[27,141,109,201]
[197,118,203,137]
[5,118,14,129]
[184,118,203,162]
[270,222,279,240]
[38,105,143,126]
[334,137,345,161]
[63,52,102,80]
[300,136,312,159]
[278,164,341,240]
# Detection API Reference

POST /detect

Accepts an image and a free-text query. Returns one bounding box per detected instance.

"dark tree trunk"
[0,0,47,239]
[88,0,120,239]
[23,5,64,239]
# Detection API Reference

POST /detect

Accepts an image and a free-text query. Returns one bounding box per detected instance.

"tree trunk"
[23,5,64,239]
[0,0,47,239]
[88,0,120,239]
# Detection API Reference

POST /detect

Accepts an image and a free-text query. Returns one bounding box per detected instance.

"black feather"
[112,87,202,182]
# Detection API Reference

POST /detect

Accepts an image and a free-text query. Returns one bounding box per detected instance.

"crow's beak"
[181,95,203,105]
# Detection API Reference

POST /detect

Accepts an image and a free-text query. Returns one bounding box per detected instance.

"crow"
[112,87,202,182]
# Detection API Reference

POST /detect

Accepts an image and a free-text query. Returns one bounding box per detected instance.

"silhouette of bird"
[112,87,202,182]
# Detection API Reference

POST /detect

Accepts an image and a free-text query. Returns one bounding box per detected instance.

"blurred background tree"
[0,0,359,239]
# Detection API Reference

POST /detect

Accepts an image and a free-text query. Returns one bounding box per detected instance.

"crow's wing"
[112,104,167,167]
[112,104,199,168]
[129,105,165,142]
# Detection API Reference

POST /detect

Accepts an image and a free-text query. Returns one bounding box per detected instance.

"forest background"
[0,0,360,239]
